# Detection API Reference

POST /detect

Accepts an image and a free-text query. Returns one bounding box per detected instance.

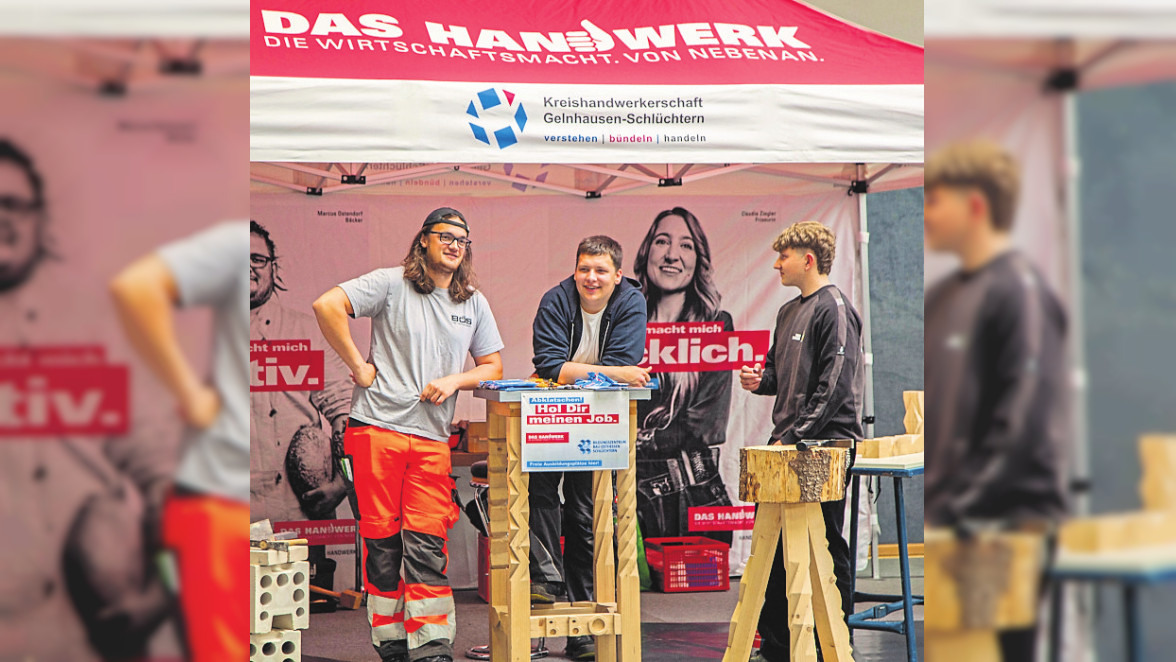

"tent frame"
[252,157,894,471]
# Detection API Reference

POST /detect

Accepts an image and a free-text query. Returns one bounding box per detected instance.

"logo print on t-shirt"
[451,315,473,327]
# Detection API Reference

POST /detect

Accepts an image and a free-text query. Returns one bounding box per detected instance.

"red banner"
[641,322,769,373]
[251,1,924,86]
[0,346,129,437]
[250,339,326,391]
[526,431,569,444]
[274,518,358,546]
[688,505,756,531]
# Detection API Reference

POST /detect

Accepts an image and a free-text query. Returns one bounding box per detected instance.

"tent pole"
[854,163,880,581]
[1063,92,1090,519]
[854,164,876,442]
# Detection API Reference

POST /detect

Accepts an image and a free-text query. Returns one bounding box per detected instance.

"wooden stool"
[723,443,853,662]
[478,391,645,662]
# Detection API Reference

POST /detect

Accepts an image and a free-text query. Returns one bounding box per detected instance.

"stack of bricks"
[250,543,311,662]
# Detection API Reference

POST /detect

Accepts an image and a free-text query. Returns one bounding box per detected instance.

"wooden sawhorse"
[475,388,648,662]
[723,443,854,662]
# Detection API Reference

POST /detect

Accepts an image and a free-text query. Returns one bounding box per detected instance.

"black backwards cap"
[422,207,469,233]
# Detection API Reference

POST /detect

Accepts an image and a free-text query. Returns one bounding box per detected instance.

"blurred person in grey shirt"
[111,221,249,662]
[924,140,1070,662]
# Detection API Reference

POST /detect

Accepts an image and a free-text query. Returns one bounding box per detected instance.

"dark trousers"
[528,470,596,602]
[757,498,853,662]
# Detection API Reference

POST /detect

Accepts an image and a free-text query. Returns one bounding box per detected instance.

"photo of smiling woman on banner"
[633,207,735,545]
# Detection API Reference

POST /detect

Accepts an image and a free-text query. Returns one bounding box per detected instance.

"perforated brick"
[250,561,310,634]
[250,628,300,662]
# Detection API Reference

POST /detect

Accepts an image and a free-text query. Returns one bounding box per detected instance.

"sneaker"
[530,581,562,604]
[565,636,596,661]
[414,656,452,662]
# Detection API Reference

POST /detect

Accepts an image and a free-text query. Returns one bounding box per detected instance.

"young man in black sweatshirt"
[530,235,649,661]
[924,140,1068,662]
[739,221,864,662]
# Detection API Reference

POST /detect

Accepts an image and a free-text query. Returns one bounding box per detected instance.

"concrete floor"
[302,576,923,661]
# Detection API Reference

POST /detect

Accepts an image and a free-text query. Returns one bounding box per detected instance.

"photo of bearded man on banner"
[249,220,353,593]
[634,207,735,545]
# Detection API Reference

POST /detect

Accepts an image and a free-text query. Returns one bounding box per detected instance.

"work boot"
[530,581,562,604]
[566,636,596,660]
[374,640,408,662]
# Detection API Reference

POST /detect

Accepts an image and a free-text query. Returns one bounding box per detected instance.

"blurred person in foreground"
[111,221,249,662]
[314,208,503,662]
[739,221,864,662]
[924,140,1070,661]
[1,137,175,661]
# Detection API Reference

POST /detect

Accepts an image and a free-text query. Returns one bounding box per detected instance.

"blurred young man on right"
[924,140,1070,661]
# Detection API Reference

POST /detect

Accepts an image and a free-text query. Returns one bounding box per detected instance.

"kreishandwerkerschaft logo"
[467,88,527,149]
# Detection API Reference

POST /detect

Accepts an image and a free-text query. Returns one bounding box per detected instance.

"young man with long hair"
[632,207,735,544]
[739,221,864,662]
[313,208,504,662]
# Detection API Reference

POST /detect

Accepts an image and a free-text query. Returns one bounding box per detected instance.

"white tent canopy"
[926,0,1176,39]
[249,0,923,165]
[0,1,246,38]
[250,0,924,572]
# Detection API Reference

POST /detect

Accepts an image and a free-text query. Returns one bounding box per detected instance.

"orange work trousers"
[345,420,459,661]
[161,488,249,662]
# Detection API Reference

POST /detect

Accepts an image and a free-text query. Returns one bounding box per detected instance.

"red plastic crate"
[644,537,730,593]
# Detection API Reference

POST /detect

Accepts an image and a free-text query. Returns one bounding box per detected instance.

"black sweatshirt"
[531,276,648,381]
[753,284,865,445]
[924,251,1069,525]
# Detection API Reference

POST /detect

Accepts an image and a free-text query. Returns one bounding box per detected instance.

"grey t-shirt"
[157,221,249,502]
[339,266,504,441]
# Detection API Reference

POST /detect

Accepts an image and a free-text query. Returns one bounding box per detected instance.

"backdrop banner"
[251,184,863,574]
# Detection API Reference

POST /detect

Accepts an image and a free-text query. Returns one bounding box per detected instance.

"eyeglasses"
[0,196,43,214]
[250,253,275,268]
[426,231,472,249]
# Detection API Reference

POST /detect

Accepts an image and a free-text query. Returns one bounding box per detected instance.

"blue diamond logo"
[477,88,501,110]
[494,126,517,148]
[469,123,489,145]
[466,101,478,118]
[515,105,528,131]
